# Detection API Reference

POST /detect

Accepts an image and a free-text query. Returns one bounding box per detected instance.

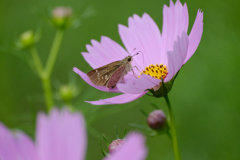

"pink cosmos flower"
[74,0,203,105]
[0,108,147,160]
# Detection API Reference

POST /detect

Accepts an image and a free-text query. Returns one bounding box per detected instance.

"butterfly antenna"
[128,48,136,56]
[132,52,139,57]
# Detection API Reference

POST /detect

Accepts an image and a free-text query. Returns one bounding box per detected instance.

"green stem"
[164,94,182,160]
[45,29,64,78]
[41,29,64,111]
[29,47,43,76]
[42,78,53,111]
[29,30,64,111]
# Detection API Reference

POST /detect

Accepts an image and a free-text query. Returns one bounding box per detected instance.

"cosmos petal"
[82,36,129,69]
[36,108,87,160]
[161,0,189,59]
[104,133,147,160]
[86,92,146,105]
[73,67,121,93]
[0,123,37,160]
[119,13,162,69]
[184,9,203,64]
[165,32,189,82]
[117,75,161,94]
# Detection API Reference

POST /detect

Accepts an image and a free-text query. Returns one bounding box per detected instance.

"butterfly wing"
[87,61,124,87]
[106,65,126,89]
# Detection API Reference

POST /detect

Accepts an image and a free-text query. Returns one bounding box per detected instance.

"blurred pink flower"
[0,108,86,160]
[104,133,147,160]
[74,0,203,105]
[0,108,147,160]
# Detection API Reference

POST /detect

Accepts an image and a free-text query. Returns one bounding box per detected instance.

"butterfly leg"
[132,66,141,73]
[131,69,138,78]
[132,66,141,78]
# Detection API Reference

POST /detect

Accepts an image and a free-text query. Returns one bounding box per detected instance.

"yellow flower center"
[139,64,168,80]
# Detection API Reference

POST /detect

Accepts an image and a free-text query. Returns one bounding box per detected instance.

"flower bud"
[59,85,75,102]
[51,6,72,29]
[108,139,124,153]
[147,110,167,130]
[20,30,35,48]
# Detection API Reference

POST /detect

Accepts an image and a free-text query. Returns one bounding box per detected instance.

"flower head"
[51,6,72,29]
[16,30,40,49]
[74,0,203,105]
[0,108,147,160]
[108,139,124,153]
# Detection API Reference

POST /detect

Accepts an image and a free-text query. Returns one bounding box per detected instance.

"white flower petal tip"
[104,132,147,160]
[73,67,121,93]
[85,93,146,105]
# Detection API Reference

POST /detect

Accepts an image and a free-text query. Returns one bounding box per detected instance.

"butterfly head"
[126,52,139,62]
[127,56,133,62]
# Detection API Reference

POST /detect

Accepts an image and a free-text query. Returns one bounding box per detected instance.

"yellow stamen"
[139,63,168,80]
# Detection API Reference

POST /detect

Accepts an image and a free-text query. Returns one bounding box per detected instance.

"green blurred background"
[0,0,240,159]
